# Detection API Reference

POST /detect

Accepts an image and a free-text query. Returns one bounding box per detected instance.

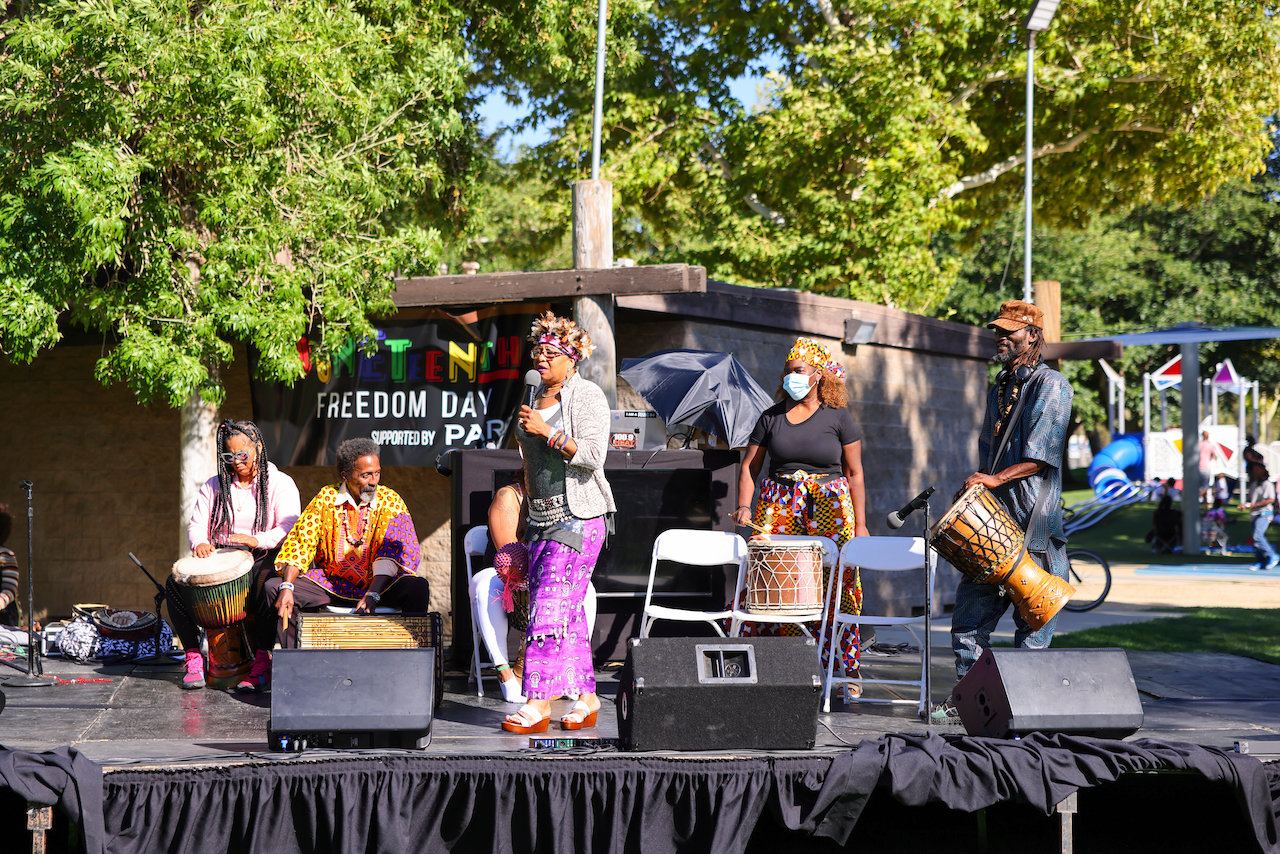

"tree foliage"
[0,0,629,405]
[497,0,1277,310]
[941,178,1280,446]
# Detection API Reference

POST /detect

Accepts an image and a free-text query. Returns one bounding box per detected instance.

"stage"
[3,642,1280,854]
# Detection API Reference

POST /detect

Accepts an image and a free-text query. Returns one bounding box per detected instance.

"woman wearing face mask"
[731,337,868,679]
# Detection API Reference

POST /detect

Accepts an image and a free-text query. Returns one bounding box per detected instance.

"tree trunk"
[179,389,219,554]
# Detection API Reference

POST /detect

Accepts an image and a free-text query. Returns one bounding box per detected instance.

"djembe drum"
[171,548,255,682]
[929,484,1074,630]
[744,538,825,615]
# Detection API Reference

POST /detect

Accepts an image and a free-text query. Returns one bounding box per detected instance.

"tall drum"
[172,549,253,628]
[171,548,255,682]
[745,538,825,616]
[929,484,1074,630]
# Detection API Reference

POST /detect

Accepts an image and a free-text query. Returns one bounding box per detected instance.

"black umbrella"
[619,349,775,448]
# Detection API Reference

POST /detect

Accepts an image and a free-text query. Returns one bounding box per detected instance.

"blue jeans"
[951,543,1068,680]
[1252,511,1276,567]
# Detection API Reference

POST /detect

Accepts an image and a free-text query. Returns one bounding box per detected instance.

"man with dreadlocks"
[932,300,1074,722]
[169,420,301,689]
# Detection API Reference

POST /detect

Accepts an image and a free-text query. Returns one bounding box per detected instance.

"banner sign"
[250,308,538,467]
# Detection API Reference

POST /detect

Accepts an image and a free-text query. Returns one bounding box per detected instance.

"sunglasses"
[219,450,253,464]
[529,346,569,360]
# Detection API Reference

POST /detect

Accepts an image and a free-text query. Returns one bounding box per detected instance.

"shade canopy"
[1075,322,1280,347]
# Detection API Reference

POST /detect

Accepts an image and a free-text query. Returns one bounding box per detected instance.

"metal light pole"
[590,0,608,180]
[1023,0,1060,303]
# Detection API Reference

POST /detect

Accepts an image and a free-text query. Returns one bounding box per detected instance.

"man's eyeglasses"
[530,346,567,360]
[219,450,252,464]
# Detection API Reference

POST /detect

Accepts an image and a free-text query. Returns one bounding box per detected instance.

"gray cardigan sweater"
[544,371,616,519]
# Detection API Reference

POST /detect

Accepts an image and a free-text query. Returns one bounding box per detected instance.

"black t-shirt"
[748,402,861,477]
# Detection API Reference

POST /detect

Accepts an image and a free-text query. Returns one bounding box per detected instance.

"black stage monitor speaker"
[952,647,1144,739]
[268,648,435,750]
[615,636,821,751]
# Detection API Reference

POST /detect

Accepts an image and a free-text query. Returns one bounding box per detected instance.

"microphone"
[523,369,541,410]
[886,486,935,530]
[18,480,32,490]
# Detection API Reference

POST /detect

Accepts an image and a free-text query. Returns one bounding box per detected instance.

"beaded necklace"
[992,361,1041,440]
[341,500,371,549]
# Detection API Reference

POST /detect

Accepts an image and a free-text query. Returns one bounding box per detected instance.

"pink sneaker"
[236,650,272,692]
[181,650,206,690]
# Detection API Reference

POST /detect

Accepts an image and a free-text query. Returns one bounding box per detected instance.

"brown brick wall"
[0,346,454,639]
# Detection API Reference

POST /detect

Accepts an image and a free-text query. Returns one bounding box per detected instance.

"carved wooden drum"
[929,484,1074,630]
[171,548,254,628]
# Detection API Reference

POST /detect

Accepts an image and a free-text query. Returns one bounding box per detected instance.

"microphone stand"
[3,481,56,687]
[919,498,934,721]
[127,553,183,666]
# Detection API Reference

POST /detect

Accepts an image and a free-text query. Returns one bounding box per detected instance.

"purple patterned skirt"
[521,516,605,700]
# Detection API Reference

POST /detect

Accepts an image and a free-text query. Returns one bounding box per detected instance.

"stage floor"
[4,639,1280,768]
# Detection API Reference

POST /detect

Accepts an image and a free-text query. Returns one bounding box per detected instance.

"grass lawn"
[1038,607,1280,666]
[1060,468,1277,565]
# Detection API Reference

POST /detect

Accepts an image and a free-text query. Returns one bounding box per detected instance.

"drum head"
[172,548,253,586]
[929,483,990,539]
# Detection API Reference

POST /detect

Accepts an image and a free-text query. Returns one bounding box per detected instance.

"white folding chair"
[822,536,935,715]
[463,525,493,698]
[640,529,746,638]
[727,535,837,639]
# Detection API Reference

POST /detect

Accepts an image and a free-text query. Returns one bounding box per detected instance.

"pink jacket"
[187,462,301,550]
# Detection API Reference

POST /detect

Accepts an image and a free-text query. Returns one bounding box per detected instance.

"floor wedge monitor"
[615,636,821,751]
[952,647,1144,739]
[269,647,435,750]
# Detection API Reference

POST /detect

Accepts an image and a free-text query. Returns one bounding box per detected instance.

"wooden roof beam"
[393,264,706,308]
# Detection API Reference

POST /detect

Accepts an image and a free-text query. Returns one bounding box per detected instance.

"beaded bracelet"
[279,581,295,591]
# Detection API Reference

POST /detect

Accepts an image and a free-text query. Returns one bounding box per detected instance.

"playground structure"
[1087,356,1266,497]
[1068,356,1270,537]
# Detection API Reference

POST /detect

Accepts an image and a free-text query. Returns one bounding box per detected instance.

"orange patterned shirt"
[276,484,421,599]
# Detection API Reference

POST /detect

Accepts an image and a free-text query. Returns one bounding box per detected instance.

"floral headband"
[538,334,580,362]
[787,337,845,380]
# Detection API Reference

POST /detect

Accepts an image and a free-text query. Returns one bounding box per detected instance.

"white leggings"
[470,568,597,668]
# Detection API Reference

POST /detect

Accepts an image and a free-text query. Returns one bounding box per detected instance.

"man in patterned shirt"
[933,300,1074,721]
[247,438,429,691]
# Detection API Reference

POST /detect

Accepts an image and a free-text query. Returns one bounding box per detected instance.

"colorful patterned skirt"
[741,472,862,674]
[521,517,605,700]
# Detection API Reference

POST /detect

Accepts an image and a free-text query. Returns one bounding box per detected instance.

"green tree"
[0,0,636,405]
[942,178,1280,451]
[499,0,1277,310]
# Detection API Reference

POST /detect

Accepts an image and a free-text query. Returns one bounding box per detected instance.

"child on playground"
[1239,460,1278,571]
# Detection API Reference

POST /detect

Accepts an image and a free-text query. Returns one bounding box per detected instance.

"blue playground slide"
[1087,433,1145,495]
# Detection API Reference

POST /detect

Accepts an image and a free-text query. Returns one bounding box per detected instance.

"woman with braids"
[502,312,615,734]
[168,420,301,689]
[732,337,868,684]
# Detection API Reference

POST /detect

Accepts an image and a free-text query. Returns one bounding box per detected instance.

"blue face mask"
[783,372,813,401]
